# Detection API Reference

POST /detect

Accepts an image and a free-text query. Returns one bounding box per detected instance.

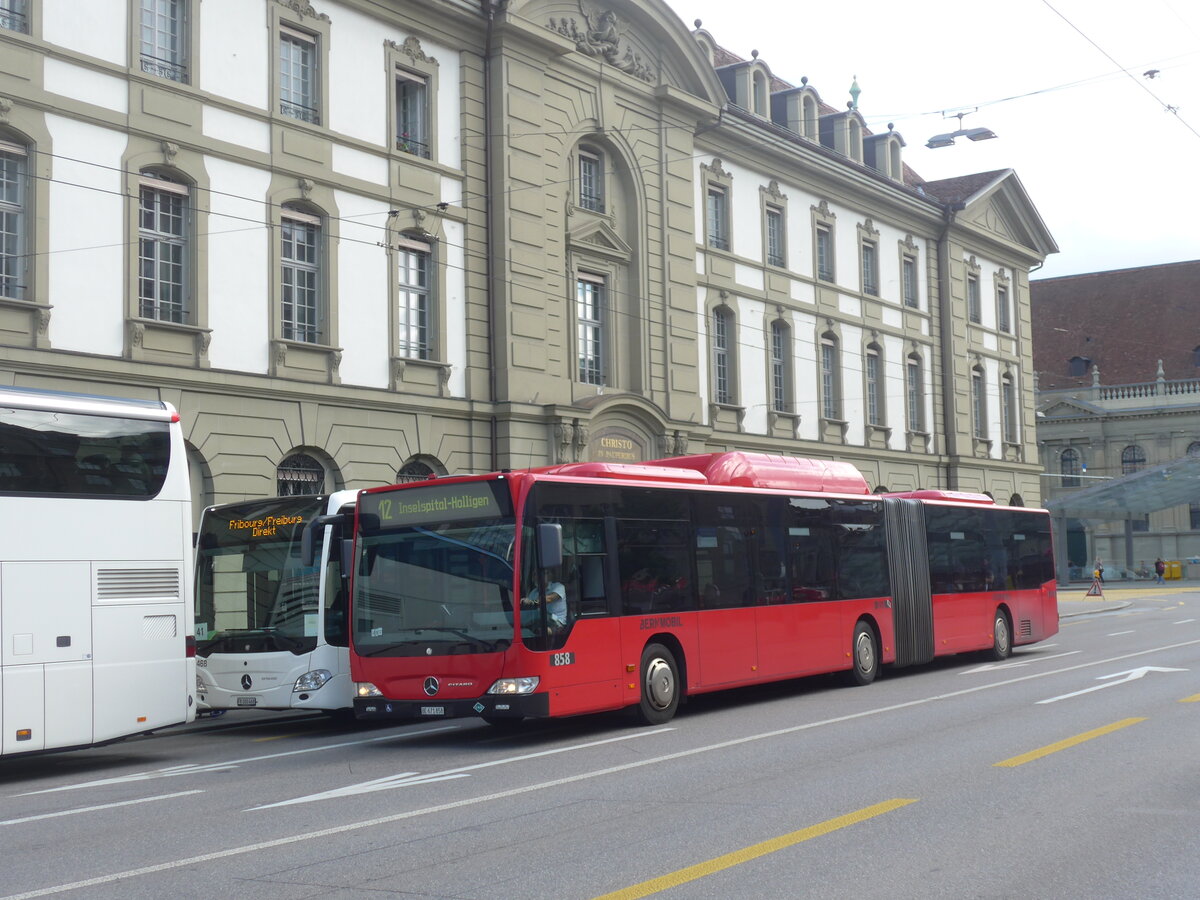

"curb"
[1058,600,1133,619]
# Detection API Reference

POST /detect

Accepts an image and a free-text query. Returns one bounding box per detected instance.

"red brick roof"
[1031,259,1200,391]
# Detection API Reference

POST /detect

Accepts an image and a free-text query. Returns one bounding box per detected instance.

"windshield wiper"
[411,627,496,652]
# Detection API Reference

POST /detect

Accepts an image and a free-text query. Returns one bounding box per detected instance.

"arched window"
[397,232,434,360]
[397,460,436,483]
[873,485,889,494]
[1067,356,1091,377]
[752,70,769,117]
[277,452,325,496]
[801,94,818,140]
[1009,493,1024,507]
[1188,444,1200,531]
[971,366,987,439]
[1121,445,1146,475]
[1060,448,1081,487]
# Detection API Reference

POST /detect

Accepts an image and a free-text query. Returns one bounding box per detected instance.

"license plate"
[419,706,444,716]
[236,696,257,707]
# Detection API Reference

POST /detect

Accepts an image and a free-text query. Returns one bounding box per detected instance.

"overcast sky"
[670,0,1200,280]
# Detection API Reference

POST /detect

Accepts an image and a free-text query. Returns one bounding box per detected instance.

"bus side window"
[578,555,606,616]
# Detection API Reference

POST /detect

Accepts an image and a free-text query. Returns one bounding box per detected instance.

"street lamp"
[926,110,997,149]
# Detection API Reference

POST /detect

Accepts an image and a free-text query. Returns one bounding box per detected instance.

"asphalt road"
[2,590,1198,900]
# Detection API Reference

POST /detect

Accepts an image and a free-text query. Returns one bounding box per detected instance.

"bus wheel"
[850,621,878,686]
[636,643,680,725]
[990,610,1012,661]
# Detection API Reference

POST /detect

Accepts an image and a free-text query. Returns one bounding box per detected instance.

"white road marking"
[251,729,673,809]
[16,725,458,796]
[959,650,1080,674]
[1037,665,1189,704]
[1107,630,1136,636]
[7,637,1200,900]
[0,790,203,826]
[1175,619,1196,624]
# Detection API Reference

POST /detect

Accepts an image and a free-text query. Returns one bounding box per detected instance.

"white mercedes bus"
[0,385,195,756]
[193,491,356,714]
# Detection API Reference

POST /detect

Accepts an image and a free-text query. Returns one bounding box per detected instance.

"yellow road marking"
[251,733,301,743]
[994,718,1146,767]
[591,798,918,900]
[1180,694,1200,703]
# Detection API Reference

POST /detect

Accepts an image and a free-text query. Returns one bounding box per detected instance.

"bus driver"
[521,570,567,629]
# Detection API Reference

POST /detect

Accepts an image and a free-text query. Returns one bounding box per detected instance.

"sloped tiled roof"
[1031,259,1200,391]
[918,171,1009,206]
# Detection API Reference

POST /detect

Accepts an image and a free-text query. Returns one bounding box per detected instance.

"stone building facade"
[1033,260,1200,573]
[0,0,1056,529]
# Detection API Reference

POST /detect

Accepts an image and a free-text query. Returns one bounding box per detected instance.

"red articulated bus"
[344,452,1057,726]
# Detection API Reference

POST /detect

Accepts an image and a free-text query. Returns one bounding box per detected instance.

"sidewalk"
[1057,578,1200,618]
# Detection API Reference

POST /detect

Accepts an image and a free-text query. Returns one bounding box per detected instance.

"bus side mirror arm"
[301,513,346,567]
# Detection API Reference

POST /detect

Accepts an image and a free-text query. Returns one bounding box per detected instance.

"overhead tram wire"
[1040,0,1200,141]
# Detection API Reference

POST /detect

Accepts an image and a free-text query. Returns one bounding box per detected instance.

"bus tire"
[990,609,1012,661]
[636,643,680,725]
[850,621,878,686]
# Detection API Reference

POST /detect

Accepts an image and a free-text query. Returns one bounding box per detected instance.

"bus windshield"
[195,495,329,656]
[353,480,515,657]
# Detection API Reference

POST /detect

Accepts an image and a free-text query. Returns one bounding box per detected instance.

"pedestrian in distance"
[1093,559,1104,584]
[1154,557,1166,585]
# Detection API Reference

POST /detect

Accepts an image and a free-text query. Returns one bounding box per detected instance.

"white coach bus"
[0,385,195,757]
[193,491,356,715]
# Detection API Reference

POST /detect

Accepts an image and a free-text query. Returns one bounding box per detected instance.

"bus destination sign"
[227,514,305,539]
[363,483,503,527]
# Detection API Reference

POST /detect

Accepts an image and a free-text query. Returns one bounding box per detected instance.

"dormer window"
[802,94,818,139]
[1067,356,1091,377]
[752,69,769,117]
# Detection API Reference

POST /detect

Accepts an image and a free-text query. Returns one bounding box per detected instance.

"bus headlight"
[293,669,333,692]
[355,682,383,698]
[487,677,540,695]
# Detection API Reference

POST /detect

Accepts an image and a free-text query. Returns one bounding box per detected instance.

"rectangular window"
[903,256,918,308]
[0,0,28,33]
[861,241,878,295]
[706,187,728,251]
[1002,378,1017,443]
[138,175,188,323]
[1190,502,1200,531]
[816,225,834,282]
[578,149,604,212]
[821,340,839,420]
[765,206,785,267]
[997,285,1010,333]
[972,371,986,438]
[397,237,432,359]
[771,322,787,412]
[906,360,923,432]
[967,274,981,323]
[577,274,605,385]
[140,0,187,83]
[713,309,732,405]
[279,27,319,125]
[0,141,26,300]
[866,350,881,425]
[281,210,321,343]
[396,69,429,158]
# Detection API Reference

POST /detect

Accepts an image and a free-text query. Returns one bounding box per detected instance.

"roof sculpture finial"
[849,75,861,109]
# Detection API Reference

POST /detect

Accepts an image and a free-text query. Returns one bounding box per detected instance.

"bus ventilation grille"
[97,568,181,601]
[1019,619,1033,638]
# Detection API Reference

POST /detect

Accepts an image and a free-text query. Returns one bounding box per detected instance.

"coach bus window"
[1005,510,1054,589]
[0,407,170,497]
